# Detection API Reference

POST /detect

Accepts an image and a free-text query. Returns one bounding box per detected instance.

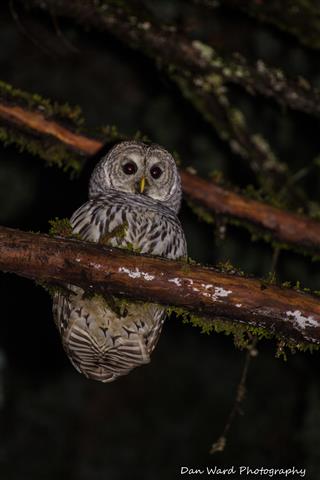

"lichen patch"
[118,267,155,281]
[286,310,319,330]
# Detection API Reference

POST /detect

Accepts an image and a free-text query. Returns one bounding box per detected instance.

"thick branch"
[1,225,320,345]
[1,90,320,254]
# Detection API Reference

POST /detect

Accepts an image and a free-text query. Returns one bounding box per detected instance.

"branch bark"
[1,89,320,254]
[1,225,320,345]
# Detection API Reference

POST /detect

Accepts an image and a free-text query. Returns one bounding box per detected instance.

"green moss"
[216,259,244,276]
[0,80,130,172]
[96,294,130,317]
[242,184,288,209]
[185,194,320,260]
[35,280,70,298]
[48,217,82,239]
[0,80,84,127]
[170,64,286,197]
[99,222,128,245]
[192,40,215,62]
[166,305,320,356]
[251,134,287,173]
[208,170,224,184]
[0,125,83,172]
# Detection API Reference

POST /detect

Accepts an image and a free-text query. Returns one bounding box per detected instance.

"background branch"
[211,0,320,51]
[22,0,320,116]
[1,225,320,346]
[20,0,320,193]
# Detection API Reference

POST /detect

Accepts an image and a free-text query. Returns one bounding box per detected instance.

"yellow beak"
[139,176,146,194]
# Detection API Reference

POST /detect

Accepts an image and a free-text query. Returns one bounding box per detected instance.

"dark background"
[0,2,320,479]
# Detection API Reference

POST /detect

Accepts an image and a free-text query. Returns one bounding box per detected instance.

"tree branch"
[21,0,320,116]
[19,0,320,191]
[1,84,320,255]
[1,225,320,346]
[181,170,320,254]
[213,0,320,51]
[0,80,122,171]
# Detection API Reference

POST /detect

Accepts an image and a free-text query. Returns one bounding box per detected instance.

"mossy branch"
[0,80,122,171]
[1,225,320,349]
[171,68,288,192]
[19,0,320,193]
[181,170,320,256]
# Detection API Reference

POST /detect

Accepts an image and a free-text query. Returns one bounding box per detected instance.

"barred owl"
[53,141,187,382]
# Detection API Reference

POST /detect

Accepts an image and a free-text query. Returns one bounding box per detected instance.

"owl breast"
[71,190,187,259]
[53,190,187,382]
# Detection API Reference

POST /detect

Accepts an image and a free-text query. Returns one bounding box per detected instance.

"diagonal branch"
[0,80,123,171]
[21,0,320,117]
[1,225,320,346]
[181,171,320,254]
[1,84,320,255]
[210,0,320,51]
[19,0,320,190]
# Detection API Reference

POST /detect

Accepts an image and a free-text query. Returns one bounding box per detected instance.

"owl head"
[89,141,182,212]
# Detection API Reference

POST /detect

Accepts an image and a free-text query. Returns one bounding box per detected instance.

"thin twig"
[210,337,258,454]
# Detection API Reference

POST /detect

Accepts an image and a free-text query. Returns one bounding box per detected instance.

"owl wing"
[70,198,113,242]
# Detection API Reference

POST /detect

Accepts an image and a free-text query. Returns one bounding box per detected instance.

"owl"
[53,141,187,382]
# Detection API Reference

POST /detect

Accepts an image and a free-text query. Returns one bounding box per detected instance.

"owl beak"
[139,176,146,194]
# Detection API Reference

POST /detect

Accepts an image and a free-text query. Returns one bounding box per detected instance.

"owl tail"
[65,324,150,383]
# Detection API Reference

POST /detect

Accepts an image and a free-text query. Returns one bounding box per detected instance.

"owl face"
[89,141,182,212]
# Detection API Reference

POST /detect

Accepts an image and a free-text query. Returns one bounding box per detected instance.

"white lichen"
[89,262,103,270]
[192,40,214,62]
[118,267,155,281]
[197,284,232,302]
[168,277,182,287]
[212,287,232,300]
[286,310,318,330]
[202,283,213,290]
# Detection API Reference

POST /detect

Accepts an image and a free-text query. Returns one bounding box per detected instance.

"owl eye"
[150,166,163,179]
[122,161,138,175]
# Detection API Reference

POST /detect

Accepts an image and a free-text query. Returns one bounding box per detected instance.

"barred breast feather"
[53,190,187,382]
